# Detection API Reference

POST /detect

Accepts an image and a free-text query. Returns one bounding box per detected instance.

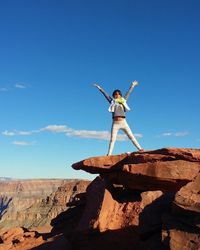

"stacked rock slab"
[70,148,200,250]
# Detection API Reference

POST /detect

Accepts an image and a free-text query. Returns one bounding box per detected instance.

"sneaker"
[139,149,144,152]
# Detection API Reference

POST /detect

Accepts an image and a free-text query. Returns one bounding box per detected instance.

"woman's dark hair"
[112,89,122,98]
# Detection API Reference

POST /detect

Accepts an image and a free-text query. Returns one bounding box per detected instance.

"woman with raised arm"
[94,81,143,155]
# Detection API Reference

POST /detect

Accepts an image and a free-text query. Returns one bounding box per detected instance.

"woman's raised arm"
[93,84,112,103]
[124,80,138,100]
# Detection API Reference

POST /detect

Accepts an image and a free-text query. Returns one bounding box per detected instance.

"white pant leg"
[121,120,142,150]
[107,121,120,155]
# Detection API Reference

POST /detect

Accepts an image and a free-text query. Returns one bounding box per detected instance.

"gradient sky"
[0,0,199,180]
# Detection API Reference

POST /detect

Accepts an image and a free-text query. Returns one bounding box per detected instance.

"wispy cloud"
[40,125,120,140]
[41,125,133,141]
[1,82,30,92]
[162,132,172,136]
[2,130,16,136]
[17,131,35,135]
[14,83,27,89]
[66,129,111,140]
[40,125,70,133]
[134,133,143,138]
[12,141,36,146]
[2,130,38,136]
[174,131,189,137]
[158,131,189,137]
[66,129,142,141]
[42,125,142,141]
[2,124,143,141]
[66,130,142,141]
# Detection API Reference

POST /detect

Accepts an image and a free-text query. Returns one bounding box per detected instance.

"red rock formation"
[1,148,199,249]
[72,148,200,192]
[69,148,200,250]
[77,177,141,233]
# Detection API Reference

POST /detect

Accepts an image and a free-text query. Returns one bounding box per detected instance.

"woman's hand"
[131,80,138,87]
[93,83,101,89]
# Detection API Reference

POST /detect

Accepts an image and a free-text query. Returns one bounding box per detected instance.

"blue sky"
[0,0,199,180]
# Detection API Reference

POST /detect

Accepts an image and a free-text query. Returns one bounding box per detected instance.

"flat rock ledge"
[72,148,200,192]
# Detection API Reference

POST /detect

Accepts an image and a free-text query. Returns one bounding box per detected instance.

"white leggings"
[108,119,142,155]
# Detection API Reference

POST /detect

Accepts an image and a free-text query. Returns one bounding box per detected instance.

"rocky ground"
[0,148,199,249]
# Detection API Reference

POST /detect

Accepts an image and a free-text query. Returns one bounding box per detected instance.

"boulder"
[77,176,141,232]
[172,172,200,230]
[174,172,200,214]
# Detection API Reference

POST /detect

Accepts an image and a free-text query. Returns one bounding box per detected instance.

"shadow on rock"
[30,234,71,250]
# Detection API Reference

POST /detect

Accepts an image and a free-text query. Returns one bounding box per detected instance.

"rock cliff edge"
[69,148,200,250]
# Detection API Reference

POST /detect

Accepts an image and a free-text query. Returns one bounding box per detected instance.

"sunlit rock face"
[69,148,200,250]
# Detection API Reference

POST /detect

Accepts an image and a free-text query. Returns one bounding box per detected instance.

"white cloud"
[134,133,143,138]
[15,83,27,89]
[2,124,143,141]
[12,141,36,146]
[2,130,37,136]
[1,83,30,92]
[159,131,189,137]
[40,125,142,141]
[162,132,173,136]
[66,129,111,140]
[2,130,15,136]
[174,131,189,137]
[66,129,143,141]
[40,125,70,133]
[17,131,36,135]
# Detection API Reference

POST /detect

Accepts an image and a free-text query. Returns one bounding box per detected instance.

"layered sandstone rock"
[0,179,68,223]
[69,148,200,250]
[0,179,69,197]
[72,148,200,192]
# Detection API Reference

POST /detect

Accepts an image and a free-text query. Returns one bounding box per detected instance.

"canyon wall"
[0,179,90,230]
